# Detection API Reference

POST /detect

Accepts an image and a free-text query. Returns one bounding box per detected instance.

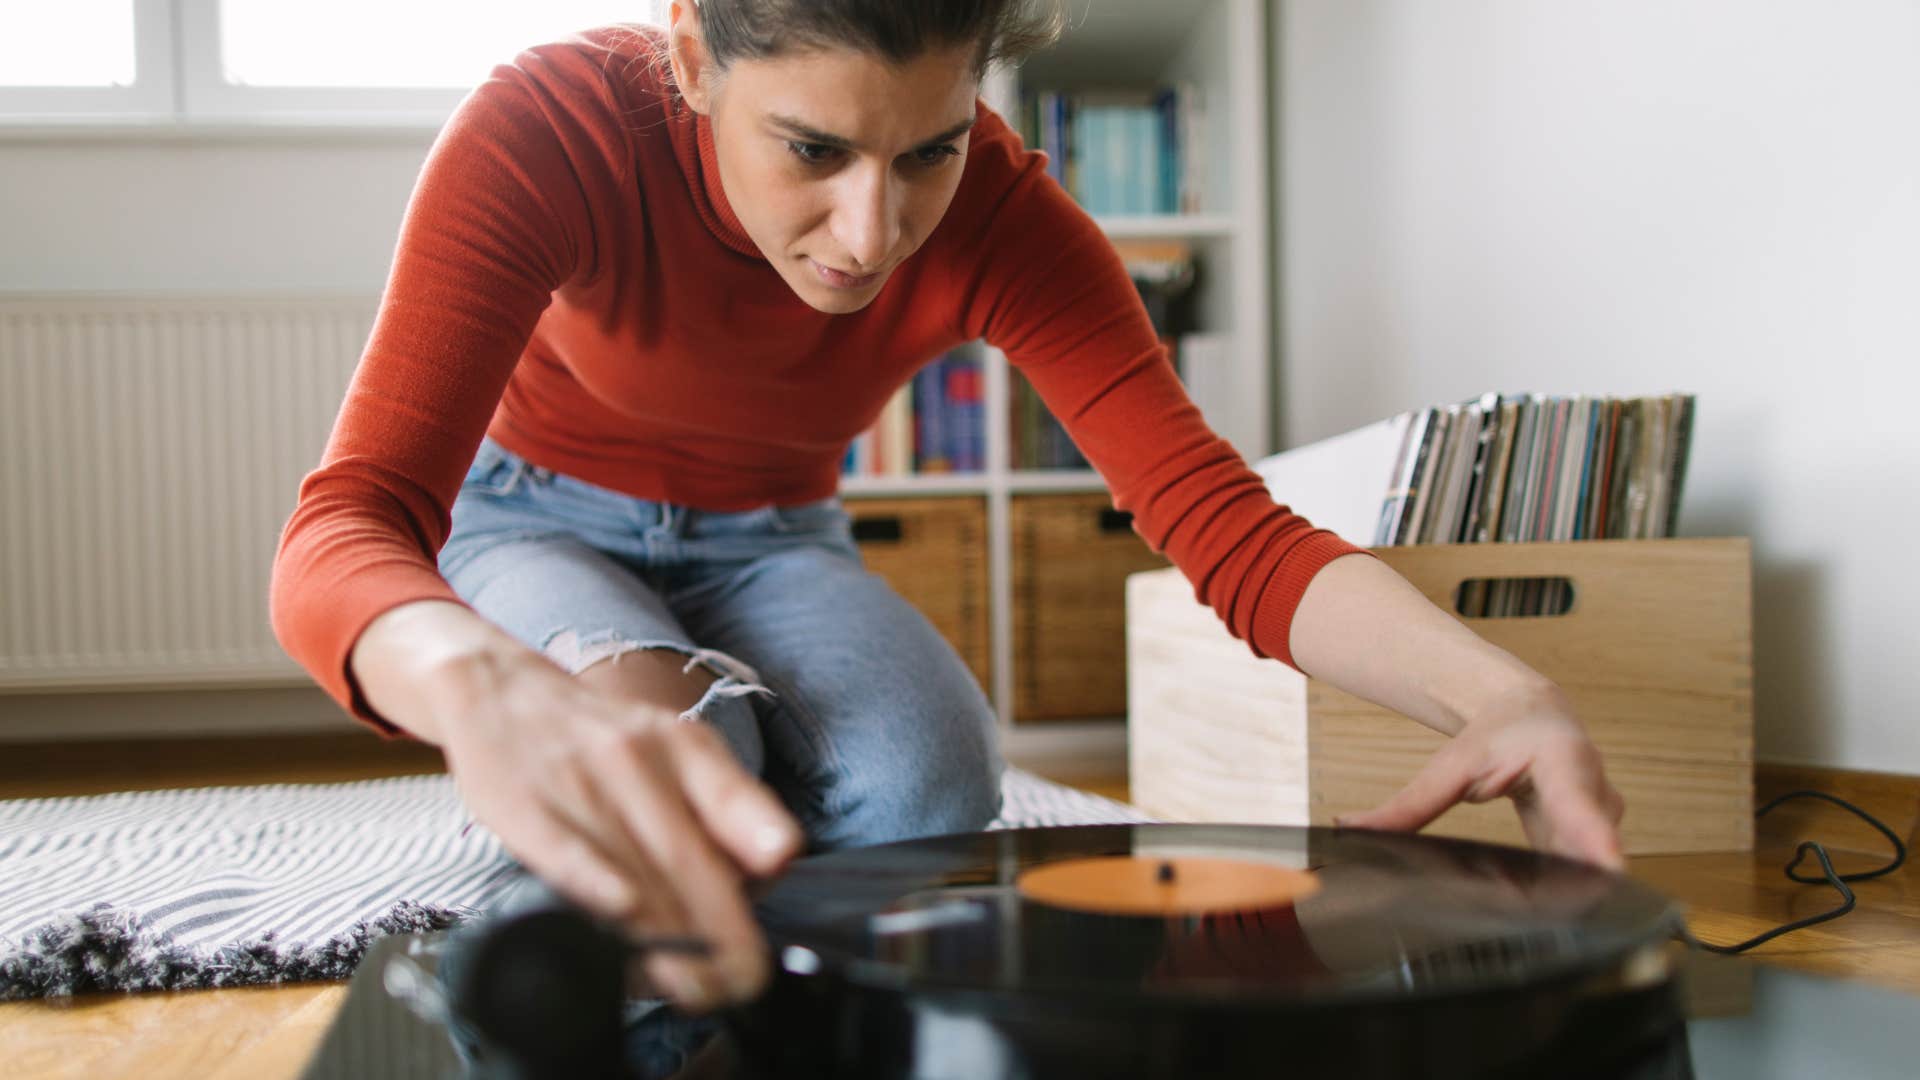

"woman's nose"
[831,167,902,271]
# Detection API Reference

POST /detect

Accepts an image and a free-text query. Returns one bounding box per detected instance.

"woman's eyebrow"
[769,115,977,151]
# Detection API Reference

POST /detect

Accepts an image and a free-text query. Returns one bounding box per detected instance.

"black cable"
[1681,789,1908,955]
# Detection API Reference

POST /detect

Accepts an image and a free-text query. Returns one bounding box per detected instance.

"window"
[1,1,139,86]
[0,0,662,126]
[0,0,174,119]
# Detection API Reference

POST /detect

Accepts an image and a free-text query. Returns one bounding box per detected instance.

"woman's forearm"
[1286,552,1564,736]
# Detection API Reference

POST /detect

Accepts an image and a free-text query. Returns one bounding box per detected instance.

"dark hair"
[692,0,1064,76]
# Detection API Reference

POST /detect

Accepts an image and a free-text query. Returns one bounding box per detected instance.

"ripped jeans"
[437,437,1004,851]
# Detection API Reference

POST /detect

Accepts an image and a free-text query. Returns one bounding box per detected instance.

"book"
[1250,412,1413,548]
[1455,392,1505,547]
[1551,395,1593,542]
[1645,394,1675,539]
[1623,398,1657,538]
[1604,401,1641,540]
[1516,396,1557,543]
[1404,406,1456,546]
[1476,397,1522,544]
[1664,394,1697,536]
[1497,396,1543,544]
[1392,408,1443,545]
[1021,84,1207,216]
[1578,399,1620,540]
[1430,402,1484,545]
[946,352,985,472]
[1539,398,1574,540]
[1256,391,1697,605]
[1374,408,1432,546]
[913,356,951,474]
[880,384,913,476]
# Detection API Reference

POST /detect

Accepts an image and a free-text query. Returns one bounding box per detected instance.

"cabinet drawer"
[1012,493,1168,721]
[848,496,991,692]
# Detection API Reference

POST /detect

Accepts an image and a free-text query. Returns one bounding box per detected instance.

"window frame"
[1,0,661,130]
[174,0,465,126]
[0,0,178,121]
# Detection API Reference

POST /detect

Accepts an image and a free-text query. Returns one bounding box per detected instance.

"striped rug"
[0,768,1147,1000]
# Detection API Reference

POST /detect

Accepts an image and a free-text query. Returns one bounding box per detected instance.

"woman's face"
[674,25,980,315]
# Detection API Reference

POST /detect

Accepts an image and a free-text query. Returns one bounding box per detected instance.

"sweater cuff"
[1248,530,1375,671]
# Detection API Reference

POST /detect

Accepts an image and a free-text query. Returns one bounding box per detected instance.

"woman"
[270,0,1626,1016]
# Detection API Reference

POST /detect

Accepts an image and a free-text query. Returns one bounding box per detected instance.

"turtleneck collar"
[667,93,764,260]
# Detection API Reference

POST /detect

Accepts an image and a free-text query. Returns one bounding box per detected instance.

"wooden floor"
[1,737,1916,1079]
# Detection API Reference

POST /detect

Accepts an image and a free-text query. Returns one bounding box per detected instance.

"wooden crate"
[1126,538,1755,855]
[847,497,991,692]
[1013,493,1170,722]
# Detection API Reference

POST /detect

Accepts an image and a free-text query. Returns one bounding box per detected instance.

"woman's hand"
[426,644,804,1013]
[351,601,804,1011]
[1333,681,1628,871]
[1287,554,1628,871]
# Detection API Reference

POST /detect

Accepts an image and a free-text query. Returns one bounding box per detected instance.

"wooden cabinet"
[847,497,992,692]
[1012,493,1169,722]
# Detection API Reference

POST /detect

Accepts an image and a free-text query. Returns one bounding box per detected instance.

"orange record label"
[1017,856,1323,917]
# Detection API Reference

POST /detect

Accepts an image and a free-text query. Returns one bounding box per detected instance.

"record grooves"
[723,824,1694,1078]
[403,824,1699,1078]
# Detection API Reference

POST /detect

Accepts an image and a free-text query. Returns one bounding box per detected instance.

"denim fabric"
[437,437,1004,851]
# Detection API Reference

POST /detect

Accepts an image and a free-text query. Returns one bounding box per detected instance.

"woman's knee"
[572,642,770,778]
[793,695,1004,851]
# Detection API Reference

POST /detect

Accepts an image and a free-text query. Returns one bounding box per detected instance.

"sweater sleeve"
[953,114,1370,671]
[269,43,628,735]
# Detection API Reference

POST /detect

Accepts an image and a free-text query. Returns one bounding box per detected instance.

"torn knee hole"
[545,631,773,719]
[542,629,657,673]
[675,648,776,721]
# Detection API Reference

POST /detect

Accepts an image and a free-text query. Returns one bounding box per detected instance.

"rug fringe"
[0,900,474,1001]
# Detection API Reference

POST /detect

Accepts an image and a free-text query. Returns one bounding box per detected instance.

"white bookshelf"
[1093,213,1238,241]
[841,0,1270,772]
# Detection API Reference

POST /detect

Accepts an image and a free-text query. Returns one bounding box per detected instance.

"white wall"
[1275,1,1920,772]
[0,132,431,293]
[0,133,434,737]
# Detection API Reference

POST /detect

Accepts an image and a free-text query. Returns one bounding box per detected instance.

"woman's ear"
[667,1,715,114]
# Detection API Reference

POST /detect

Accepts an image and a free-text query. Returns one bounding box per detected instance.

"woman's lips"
[809,258,881,289]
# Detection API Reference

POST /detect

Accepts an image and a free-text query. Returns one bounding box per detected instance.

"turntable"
[303,823,1729,1078]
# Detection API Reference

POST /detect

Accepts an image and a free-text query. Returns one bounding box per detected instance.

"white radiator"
[0,295,374,691]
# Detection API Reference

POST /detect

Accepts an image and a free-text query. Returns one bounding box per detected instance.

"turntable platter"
[731,824,1694,1079]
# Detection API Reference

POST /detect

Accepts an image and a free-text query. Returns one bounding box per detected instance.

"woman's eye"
[913,144,962,167]
[787,141,838,165]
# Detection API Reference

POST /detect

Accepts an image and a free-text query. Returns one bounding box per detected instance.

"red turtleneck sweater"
[269,25,1365,734]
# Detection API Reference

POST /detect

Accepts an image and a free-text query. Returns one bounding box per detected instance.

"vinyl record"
[731,824,1694,1079]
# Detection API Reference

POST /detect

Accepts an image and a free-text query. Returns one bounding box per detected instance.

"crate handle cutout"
[1099,509,1134,534]
[851,516,905,543]
[1452,577,1577,619]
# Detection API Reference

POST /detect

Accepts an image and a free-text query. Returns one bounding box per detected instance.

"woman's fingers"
[1521,742,1627,871]
[589,721,777,1009]
[1334,715,1628,873]
[472,782,660,938]
[534,737,697,936]
[664,719,805,878]
[501,721,750,1011]
[1334,739,1475,833]
[437,652,794,1013]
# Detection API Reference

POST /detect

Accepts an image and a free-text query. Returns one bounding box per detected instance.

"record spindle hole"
[1157,861,1176,883]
